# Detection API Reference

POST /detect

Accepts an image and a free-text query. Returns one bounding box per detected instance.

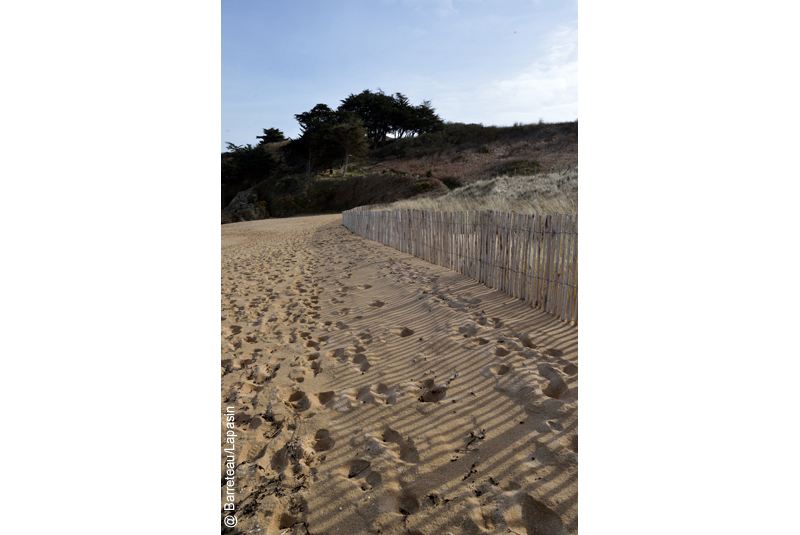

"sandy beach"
[222,214,578,534]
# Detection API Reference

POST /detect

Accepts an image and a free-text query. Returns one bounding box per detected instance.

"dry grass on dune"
[374,169,578,215]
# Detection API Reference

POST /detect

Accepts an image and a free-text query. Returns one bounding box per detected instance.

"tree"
[339,89,396,149]
[221,142,279,206]
[256,128,286,145]
[411,100,444,135]
[389,92,415,139]
[330,115,368,177]
[340,89,444,147]
[283,104,340,178]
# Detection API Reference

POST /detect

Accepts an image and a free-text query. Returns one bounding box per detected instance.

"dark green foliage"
[495,159,543,176]
[329,116,368,176]
[413,181,433,193]
[282,104,370,178]
[339,89,396,149]
[282,104,342,177]
[220,91,577,221]
[256,128,286,145]
[339,89,443,149]
[372,121,578,160]
[221,142,279,208]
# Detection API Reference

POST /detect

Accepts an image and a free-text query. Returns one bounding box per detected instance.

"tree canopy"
[221,142,279,207]
[224,88,443,188]
[256,128,286,145]
[329,115,368,177]
[339,89,443,148]
[282,104,342,177]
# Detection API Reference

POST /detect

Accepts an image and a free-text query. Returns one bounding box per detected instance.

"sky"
[222,0,577,150]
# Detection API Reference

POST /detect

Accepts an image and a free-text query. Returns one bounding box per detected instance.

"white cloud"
[435,24,578,124]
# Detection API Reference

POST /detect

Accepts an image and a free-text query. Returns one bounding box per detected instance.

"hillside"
[221,120,578,223]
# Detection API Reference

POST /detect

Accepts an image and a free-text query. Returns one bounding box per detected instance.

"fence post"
[341,205,577,325]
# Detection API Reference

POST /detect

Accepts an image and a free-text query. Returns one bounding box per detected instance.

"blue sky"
[222,0,577,150]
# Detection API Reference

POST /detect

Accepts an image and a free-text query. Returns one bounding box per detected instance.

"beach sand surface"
[222,214,578,535]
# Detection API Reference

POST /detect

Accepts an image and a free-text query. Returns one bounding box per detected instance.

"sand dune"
[222,214,578,535]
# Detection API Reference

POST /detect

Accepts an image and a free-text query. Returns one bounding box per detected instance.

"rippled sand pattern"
[222,214,578,535]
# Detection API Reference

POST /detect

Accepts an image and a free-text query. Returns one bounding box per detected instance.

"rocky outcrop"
[221,190,269,224]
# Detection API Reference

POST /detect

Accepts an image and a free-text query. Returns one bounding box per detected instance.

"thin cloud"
[435,23,578,124]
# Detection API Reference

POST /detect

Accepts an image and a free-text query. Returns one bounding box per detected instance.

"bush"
[479,145,490,153]
[426,169,433,178]
[496,159,543,176]
[413,181,433,193]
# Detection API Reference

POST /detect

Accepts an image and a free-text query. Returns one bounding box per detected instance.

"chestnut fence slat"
[342,206,577,325]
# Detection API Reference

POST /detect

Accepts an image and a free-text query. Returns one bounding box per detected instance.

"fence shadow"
[343,207,578,326]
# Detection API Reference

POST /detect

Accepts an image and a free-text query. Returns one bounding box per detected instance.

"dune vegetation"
[222,91,577,223]
[373,168,577,215]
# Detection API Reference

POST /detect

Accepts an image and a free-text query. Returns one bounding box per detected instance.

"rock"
[222,190,269,223]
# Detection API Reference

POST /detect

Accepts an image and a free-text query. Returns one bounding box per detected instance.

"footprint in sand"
[344,457,383,490]
[347,459,372,479]
[392,326,415,338]
[495,346,511,357]
[382,427,421,463]
[312,429,335,452]
[516,330,555,350]
[223,325,242,339]
[369,300,385,307]
[458,322,481,337]
[352,353,371,373]
[304,352,322,375]
[518,494,569,535]
[252,364,276,384]
[537,364,570,400]
[417,378,447,403]
[356,332,373,343]
[316,391,335,405]
[489,363,511,376]
[285,390,311,411]
[326,347,347,361]
[288,367,310,383]
[398,488,420,516]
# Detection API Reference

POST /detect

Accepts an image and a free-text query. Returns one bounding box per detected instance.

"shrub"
[426,169,433,178]
[496,159,543,176]
[413,181,433,193]
[479,145,490,153]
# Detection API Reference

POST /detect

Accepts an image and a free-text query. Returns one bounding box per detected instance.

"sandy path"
[222,214,578,535]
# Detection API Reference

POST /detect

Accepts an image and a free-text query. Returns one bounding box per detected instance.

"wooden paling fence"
[342,206,577,325]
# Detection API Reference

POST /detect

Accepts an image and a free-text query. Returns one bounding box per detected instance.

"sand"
[221,214,578,535]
